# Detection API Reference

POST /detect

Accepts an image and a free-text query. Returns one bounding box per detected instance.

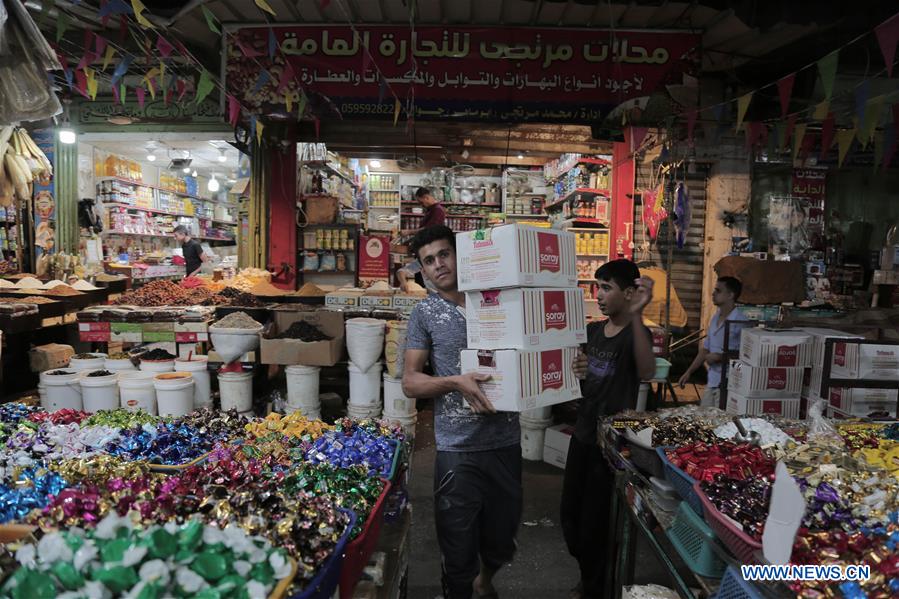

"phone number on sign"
[340,103,395,115]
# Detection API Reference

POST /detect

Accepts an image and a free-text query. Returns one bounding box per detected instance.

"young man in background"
[173,225,208,278]
[562,259,655,599]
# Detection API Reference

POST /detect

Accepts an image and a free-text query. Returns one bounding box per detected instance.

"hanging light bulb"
[58,128,76,144]
[182,166,191,173]
[217,148,227,162]
[146,152,156,162]
[369,159,381,169]
[191,169,198,177]
[208,174,220,192]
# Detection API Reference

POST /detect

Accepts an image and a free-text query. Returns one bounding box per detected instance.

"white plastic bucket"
[104,357,136,373]
[79,371,119,413]
[285,404,321,420]
[345,318,386,372]
[384,320,408,378]
[519,415,553,461]
[154,372,194,417]
[118,371,157,414]
[218,371,253,412]
[141,358,175,373]
[39,369,83,411]
[69,353,107,371]
[382,374,415,417]
[175,357,211,409]
[347,402,381,420]
[520,406,553,423]
[286,365,321,410]
[348,361,382,407]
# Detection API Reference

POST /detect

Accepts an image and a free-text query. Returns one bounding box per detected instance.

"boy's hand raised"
[630,276,654,315]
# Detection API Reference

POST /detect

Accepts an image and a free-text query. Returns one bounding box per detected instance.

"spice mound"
[140,348,176,361]
[216,286,264,307]
[85,370,113,377]
[275,320,331,341]
[45,284,83,296]
[72,353,102,360]
[46,370,72,375]
[211,311,263,329]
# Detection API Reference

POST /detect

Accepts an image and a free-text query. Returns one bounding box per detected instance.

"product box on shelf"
[460,347,581,412]
[726,360,804,399]
[110,322,143,343]
[465,288,586,350]
[830,341,899,380]
[174,320,210,343]
[456,224,577,291]
[392,293,425,313]
[29,343,74,373]
[359,294,394,309]
[739,329,812,368]
[799,328,864,364]
[325,290,362,309]
[726,392,801,419]
[78,321,111,342]
[849,396,898,418]
[543,423,574,469]
[260,309,345,366]
[811,386,899,413]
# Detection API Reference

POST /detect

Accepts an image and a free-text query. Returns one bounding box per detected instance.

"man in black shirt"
[173,225,208,277]
[562,259,656,599]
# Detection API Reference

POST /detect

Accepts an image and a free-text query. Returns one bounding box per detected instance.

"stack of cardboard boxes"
[456,225,584,458]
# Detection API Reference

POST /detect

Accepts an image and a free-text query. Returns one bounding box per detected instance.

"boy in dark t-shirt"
[562,259,656,599]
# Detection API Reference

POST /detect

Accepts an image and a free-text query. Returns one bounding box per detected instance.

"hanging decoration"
[836,128,856,167]
[874,12,899,77]
[735,92,752,132]
[195,69,215,105]
[776,73,795,117]
[642,184,667,241]
[202,6,221,35]
[131,0,154,28]
[673,182,691,249]
[101,45,116,70]
[254,0,277,17]
[817,50,840,101]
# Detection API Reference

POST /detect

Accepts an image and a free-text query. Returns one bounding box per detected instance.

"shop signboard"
[225,26,700,123]
[72,99,226,131]
[357,233,390,284]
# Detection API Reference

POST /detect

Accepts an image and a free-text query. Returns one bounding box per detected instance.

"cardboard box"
[174,321,209,343]
[260,310,345,366]
[727,360,804,398]
[29,343,74,373]
[325,291,361,308]
[726,392,801,419]
[831,341,899,380]
[456,224,577,291]
[739,329,812,368]
[143,322,175,333]
[800,328,864,364]
[78,322,110,332]
[849,396,898,418]
[466,288,586,350]
[143,331,175,343]
[359,294,394,309]
[110,322,143,343]
[392,293,425,313]
[543,423,574,469]
[80,331,111,342]
[460,347,582,412]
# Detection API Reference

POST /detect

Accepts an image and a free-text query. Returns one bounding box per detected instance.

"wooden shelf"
[544,189,611,212]
[301,161,357,187]
[578,254,609,258]
[550,157,612,181]
[103,202,193,219]
[98,176,203,201]
[506,214,548,218]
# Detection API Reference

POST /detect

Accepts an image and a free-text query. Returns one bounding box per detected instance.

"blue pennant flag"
[99,0,132,17]
[110,53,134,87]
[253,71,270,94]
[268,28,277,59]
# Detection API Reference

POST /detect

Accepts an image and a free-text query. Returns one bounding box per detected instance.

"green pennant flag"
[195,69,215,105]
[56,11,71,42]
[735,92,753,132]
[817,50,839,101]
[201,6,221,35]
[792,123,807,162]
[837,128,856,167]
[297,92,307,120]
[811,100,830,121]
[119,83,127,105]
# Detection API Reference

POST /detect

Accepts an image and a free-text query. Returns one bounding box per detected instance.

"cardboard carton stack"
[457,224,584,460]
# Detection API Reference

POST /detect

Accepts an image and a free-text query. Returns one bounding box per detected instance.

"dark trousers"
[434,445,522,599]
[560,435,614,598]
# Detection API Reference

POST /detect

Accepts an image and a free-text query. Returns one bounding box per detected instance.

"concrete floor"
[404,397,696,599]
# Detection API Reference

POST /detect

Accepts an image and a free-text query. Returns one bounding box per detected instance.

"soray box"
[726,392,801,419]
[830,341,899,380]
[814,386,899,413]
[739,328,812,368]
[800,328,864,364]
[460,347,582,412]
[456,224,577,291]
[466,288,586,350]
[727,360,803,399]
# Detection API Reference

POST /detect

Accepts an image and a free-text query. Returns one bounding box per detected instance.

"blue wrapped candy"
[103,423,212,465]
[306,425,397,477]
[0,467,68,523]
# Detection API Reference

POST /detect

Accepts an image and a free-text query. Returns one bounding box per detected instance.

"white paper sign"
[762,461,806,564]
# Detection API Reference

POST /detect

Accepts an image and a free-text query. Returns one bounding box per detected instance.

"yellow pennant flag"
[811,100,830,121]
[143,67,160,99]
[837,128,856,167]
[131,0,155,28]
[102,46,116,71]
[256,120,264,145]
[735,92,753,132]
[285,90,292,114]
[85,68,98,100]
[254,0,277,17]
[393,98,401,127]
[857,95,885,147]
[792,123,807,162]
[159,61,166,89]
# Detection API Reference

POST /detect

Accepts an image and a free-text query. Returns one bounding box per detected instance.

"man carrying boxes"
[403,224,587,599]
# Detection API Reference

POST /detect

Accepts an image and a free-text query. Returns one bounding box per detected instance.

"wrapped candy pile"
[306,418,403,477]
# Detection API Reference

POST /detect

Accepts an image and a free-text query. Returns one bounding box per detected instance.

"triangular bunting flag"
[837,128,856,167]
[95,35,107,59]
[63,68,74,90]
[255,0,277,17]
[146,77,156,100]
[859,95,886,146]
[99,0,131,17]
[811,100,830,121]
[320,0,331,9]
[233,36,263,58]
[792,123,807,162]
[854,81,871,130]
[136,85,146,109]
[278,62,294,92]
[735,92,752,132]
[782,114,797,150]
[195,69,214,105]
[686,109,698,144]
[85,67,98,100]
[111,54,134,87]
[393,98,402,127]
[777,73,795,118]
[112,81,121,103]
[157,34,173,58]
[268,29,277,59]
[74,68,88,97]
[875,12,899,77]
[800,131,816,160]
[119,82,126,104]
[297,93,307,120]
[131,0,154,28]
[177,79,187,101]
[820,113,836,158]
[159,61,166,89]
[56,11,71,42]
[256,120,264,145]
[164,86,172,106]
[228,95,240,126]
[253,71,270,94]
[201,6,221,35]
[883,123,897,169]
[817,50,839,101]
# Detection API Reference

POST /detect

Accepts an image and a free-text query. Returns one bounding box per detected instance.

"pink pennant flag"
[228,95,240,126]
[776,73,795,118]
[686,109,698,144]
[177,79,187,101]
[112,82,121,104]
[278,62,295,92]
[233,36,263,58]
[875,13,899,77]
[157,34,174,58]
[83,29,94,54]
[74,69,88,97]
[820,113,836,157]
[95,35,107,58]
[136,86,146,109]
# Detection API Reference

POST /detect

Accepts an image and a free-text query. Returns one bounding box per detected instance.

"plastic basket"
[338,479,392,599]
[666,502,726,579]
[291,508,357,599]
[657,447,704,517]
[386,439,402,481]
[626,437,664,479]
[694,481,763,564]
[714,566,765,599]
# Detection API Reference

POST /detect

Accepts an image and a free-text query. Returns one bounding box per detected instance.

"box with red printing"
[739,328,812,368]
[460,346,582,412]
[727,360,803,398]
[849,395,898,418]
[800,328,863,364]
[466,288,586,350]
[830,342,899,380]
[78,322,111,332]
[726,392,801,419]
[456,224,577,291]
[543,423,574,469]
[79,331,110,342]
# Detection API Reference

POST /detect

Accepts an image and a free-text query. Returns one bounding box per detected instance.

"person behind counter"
[173,225,209,278]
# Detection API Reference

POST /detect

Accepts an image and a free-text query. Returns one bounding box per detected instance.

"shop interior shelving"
[502,168,549,221]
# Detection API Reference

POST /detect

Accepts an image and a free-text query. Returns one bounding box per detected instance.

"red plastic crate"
[338,479,391,599]
[693,481,763,564]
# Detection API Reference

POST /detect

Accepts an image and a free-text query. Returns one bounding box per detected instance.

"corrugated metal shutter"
[633,163,710,332]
